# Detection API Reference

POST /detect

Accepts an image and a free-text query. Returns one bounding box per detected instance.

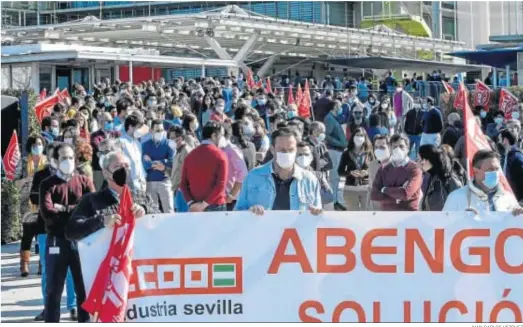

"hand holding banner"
[82,186,136,322]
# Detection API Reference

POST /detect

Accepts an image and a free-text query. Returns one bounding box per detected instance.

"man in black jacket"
[500,129,523,202]
[67,151,159,242]
[403,102,424,158]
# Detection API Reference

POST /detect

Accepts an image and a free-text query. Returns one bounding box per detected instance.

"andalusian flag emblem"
[212,264,236,287]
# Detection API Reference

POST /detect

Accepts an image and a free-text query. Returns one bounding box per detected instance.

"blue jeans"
[175,189,188,212]
[407,134,422,159]
[37,234,76,311]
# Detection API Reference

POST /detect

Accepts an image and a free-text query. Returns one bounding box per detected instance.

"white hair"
[101,151,128,171]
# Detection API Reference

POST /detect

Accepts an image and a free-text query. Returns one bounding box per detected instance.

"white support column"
[233,32,259,63]
[31,62,40,93]
[201,65,205,78]
[89,64,95,91]
[257,55,278,78]
[204,35,232,60]
[129,61,133,84]
[493,67,498,88]
[114,64,120,81]
[50,65,56,92]
[506,65,511,86]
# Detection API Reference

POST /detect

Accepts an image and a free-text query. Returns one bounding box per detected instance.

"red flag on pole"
[82,186,136,322]
[473,80,491,109]
[498,88,519,120]
[39,88,47,101]
[459,82,514,195]
[246,69,256,89]
[287,85,295,105]
[2,130,21,181]
[60,88,71,102]
[453,82,466,111]
[265,77,272,94]
[34,95,60,123]
[298,79,312,118]
[295,84,303,108]
[442,81,455,94]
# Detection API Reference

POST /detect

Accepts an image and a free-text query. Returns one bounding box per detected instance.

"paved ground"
[1,242,72,323]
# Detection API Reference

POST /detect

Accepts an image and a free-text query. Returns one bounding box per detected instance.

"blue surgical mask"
[480,111,487,118]
[257,99,266,105]
[32,145,43,156]
[51,127,59,137]
[288,111,297,119]
[495,117,504,125]
[317,133,326,142]
[482,170,499,190]
[104,122,114,131]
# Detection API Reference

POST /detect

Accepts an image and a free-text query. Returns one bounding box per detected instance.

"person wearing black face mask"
[67,151,159,241]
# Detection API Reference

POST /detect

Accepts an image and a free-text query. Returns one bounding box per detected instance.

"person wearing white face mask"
[210,98,231,123]
[371,134,423,211]
[39,143,95,323]
[235,127,322,215]
[296,141,334,210]
[29,142,78,321]
[181,121,229,212]
[306,121,333,183]
[222,125,249,211]
[119,114,148,193]
[142,119,175,213]
[443,150,523,217]
[368,135,391,210]
[338,128,374,211]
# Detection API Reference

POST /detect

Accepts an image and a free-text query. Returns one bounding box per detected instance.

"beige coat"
[171,143,194,191]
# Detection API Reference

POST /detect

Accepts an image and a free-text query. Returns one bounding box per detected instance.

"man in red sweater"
[180,121,228,212]
[371,133,422,211]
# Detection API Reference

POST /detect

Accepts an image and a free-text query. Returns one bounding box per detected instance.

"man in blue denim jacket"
[235,128,323,215]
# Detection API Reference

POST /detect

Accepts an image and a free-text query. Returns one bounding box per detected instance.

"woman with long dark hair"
[338,127,375,211]
[199,94,215,128]
[182,113,201,148]
[418,144,463,211]
[231,121,256,171]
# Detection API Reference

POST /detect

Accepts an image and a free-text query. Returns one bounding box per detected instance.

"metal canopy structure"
[447,46,523,70]
[322,56,486,73]
[2,5,467,72]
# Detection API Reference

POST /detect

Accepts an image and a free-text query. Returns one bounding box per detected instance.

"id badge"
[49,247,60,255]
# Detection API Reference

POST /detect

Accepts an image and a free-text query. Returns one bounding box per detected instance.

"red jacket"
[180,143,228,206]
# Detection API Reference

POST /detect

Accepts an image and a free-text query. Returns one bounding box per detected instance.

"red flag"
[265,78,272,94]
[442,81,455,94]
[246,69,256,89]
[39,88,47,101]
[459,82,514,195]
[298,79,312,118]
[2,130,21,181]
[34,95,60,123]
[473,80,491,109]
[453,82,466,111]
[60,88,71,103]
[287,85,295,105]
[82,186,136,322]
[498,88,519,120]
[53,88,60,96]
[295,84,303,108]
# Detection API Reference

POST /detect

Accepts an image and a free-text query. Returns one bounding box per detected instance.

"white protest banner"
[78,211,523,323]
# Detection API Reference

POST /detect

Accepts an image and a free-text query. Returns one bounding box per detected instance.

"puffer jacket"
[443,181,520,213]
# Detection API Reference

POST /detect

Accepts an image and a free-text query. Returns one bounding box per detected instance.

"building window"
[39,66,52,93]
[11,65,32,90]
[442,16,456,40]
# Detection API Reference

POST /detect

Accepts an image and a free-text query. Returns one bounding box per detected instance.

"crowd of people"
[12,73,523,322]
